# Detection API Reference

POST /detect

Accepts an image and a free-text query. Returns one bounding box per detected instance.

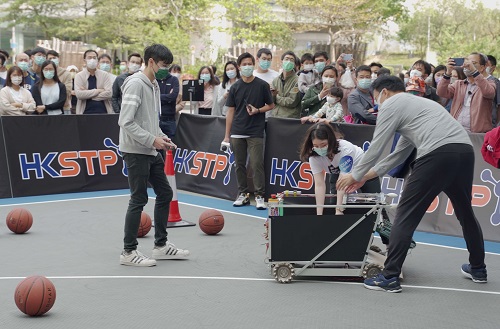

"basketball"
[199,209,224,235]
[14,276,56,316]
[6,208,33,234]
[138,212,152,237]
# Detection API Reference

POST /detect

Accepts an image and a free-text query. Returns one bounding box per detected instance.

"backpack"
[482,127,500,168]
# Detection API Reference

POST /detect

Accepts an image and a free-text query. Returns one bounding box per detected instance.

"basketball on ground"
[138,212,152,237]
[6,208,33,234]
[14,276,56,316]
[199,209,224,235]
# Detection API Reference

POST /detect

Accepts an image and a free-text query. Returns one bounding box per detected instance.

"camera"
[220,141,230,151]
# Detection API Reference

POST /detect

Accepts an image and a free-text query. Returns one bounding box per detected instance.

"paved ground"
[0,192,498,328]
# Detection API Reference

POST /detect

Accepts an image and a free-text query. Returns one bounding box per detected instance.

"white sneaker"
[152,241,190,260]
[233,193,250,207]
[120,250,156,267]
[255,195,266,210]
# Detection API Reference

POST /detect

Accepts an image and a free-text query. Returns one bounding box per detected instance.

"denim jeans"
[122,153,173,251]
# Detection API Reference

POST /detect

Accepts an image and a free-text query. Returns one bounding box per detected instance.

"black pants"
[382,143,485,278]
[122,153,173,251]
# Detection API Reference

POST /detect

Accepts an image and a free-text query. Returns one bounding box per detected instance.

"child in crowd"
[297,53,320,94]
[301,87,344,124]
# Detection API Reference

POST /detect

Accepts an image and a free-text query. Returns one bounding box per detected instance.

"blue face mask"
[34,55,46,66]
[240,65,254,77]
[313,146,328,157]
[259,60,271,70]
[315,62,326,73]
[100,63,111,72]
[200,73,211,82]
[43,70,55,80]
[358,78,372,89]
[18,62,29,71]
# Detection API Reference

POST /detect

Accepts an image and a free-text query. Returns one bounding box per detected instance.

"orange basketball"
[138,212,152,237]
[199,209,224,235]
[14,276,56,316]
[6,208,33,234]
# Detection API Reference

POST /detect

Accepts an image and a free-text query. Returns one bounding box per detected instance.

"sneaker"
[461,264,487,283]
[120,250,156,267]
[255,195,266,210]
[363,273,402,293]
[233,193,250,207]
[151,241,190,260]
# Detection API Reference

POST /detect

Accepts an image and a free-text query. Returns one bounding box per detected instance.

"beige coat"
[0,87,36,115]
[58,67,73,111]
[74,68,113,114]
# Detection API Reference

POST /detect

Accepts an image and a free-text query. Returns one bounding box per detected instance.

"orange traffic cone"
[164,149,195,228]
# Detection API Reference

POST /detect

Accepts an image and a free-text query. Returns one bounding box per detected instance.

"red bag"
[481,127,500,168]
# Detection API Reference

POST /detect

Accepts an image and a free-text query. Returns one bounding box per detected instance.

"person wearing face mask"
[118,44,190,267]
[29,47,47,78]
[119,61,128,74]
[485,55,500,126]
[194,65,221,115]
[299,123,389,220]
[222,52,274,210]
[301,65,350,117]
[31,61,67,115]
[157,60,179,138]
[75,49,114,114]
[431,65,451,111]
[410,60,440,103]
[301,87,344,124]
[347,65,377,124]
[216,61,240,116]
[253,48,279,85]
[98,54,116,83]
[0,66,36,115]
[14,52,38,91]
[168,64,186,118]
[313,51,331,77]
[337,75,487,292]
[437,52,496,132]
[297,53,321,95]
[270,51,301,118]
[46,50,73,115]
[112,53,143,113]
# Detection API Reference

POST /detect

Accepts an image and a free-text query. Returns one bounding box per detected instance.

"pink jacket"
[437,74,496,133]
[74,68,113,114]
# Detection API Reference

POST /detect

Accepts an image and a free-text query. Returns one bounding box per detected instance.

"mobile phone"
[452,57,465,66]
[343,54,353,61]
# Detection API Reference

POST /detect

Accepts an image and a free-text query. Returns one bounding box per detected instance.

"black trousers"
[122,153,173,251]
[382,143,486,278]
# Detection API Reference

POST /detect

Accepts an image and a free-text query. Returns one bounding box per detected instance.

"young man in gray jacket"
[337,76,486,292]
[118,44,189,267]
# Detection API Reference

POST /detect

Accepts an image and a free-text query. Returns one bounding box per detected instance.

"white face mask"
[375,89,386,107]
[171,73,181,79]
[326,96,339,105]
[322,77,335,85]
[303,64,314,71]
[11,76,23,86]
[128,63,141,73]
[86,59,98,70]
[404,78,409,85]
[486,67,492,75]
[409,69,422,78]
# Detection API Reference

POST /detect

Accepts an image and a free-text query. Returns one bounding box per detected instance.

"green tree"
[397,0,500,62]
[278,0,406,58]
[218,0,295,49]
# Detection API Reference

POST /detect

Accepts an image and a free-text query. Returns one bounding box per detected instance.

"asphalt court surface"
[0,193,499,328]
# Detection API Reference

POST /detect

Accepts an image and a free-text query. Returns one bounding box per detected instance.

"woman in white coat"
[216,61,240,116]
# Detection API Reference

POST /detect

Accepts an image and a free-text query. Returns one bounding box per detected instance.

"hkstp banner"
[0,114,498,242]
[175,115,500,242]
